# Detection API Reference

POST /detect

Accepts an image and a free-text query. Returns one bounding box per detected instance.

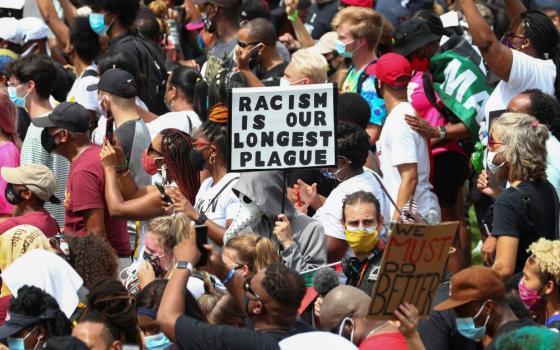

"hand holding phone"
[155,182,173,204]
[195,224,209,267]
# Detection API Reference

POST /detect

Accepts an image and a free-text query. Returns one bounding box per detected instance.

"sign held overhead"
[228,83,337,172]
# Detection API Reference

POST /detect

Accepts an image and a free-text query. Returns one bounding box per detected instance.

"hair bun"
[208,103,229,124]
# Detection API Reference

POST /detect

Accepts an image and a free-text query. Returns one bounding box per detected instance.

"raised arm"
[157,232,201,343]
[459,0,513,82]
[37,0,70,48]
[505,0,527,22]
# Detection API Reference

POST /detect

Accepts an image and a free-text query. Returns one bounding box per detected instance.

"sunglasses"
[147,143,163,157]
[237,40,260,49]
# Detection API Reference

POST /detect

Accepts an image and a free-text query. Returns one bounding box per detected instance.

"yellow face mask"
[344,226,379,254]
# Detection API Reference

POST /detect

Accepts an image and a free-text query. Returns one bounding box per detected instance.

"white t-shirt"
[194,173,240,229]
[147,110,202,140]
[482,49,556,140]
[313,169,391,242]
[377,102,440,219]
[547,133,560,200]
[66,65,99,112]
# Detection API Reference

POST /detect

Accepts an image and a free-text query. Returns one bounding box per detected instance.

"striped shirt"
[20,122,70,227]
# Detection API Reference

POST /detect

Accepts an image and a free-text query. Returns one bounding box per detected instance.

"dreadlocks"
[160,128,200,204]
[84,279,137,344]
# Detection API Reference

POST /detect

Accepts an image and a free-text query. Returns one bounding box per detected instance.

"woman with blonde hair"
[478,112,559,279]
[518,238,560,331]
[222,233,280,280]
[136,213,193,289]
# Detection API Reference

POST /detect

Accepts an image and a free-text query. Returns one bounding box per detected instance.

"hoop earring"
[209,152,217,165]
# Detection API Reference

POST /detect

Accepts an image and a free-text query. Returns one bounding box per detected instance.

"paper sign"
[367,222,459,320]
[228,84,337,172]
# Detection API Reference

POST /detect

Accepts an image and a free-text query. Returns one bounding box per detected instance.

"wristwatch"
[438,125,447,141]
[194,212,208,225]
[175,261,194,273]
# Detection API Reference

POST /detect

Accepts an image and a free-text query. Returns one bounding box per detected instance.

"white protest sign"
[228,83,337,172]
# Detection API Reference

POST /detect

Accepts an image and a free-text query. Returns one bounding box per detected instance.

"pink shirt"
[0,142,20,215]
[408,71,465,157]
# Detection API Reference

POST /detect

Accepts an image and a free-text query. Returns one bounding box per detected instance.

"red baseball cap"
[341,0,373,8]
[368,53,412,88]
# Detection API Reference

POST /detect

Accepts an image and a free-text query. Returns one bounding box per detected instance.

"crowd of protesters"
[0,0,559,349]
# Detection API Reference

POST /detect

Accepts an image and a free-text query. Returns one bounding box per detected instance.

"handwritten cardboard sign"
[367,222,459,320]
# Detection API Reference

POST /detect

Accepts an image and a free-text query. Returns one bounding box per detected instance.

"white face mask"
[338,316,355,343]
[223,193,264,243]
[486,150,505,174]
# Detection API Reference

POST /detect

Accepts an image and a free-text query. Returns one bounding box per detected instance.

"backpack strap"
[81,69,98,79]
[356,60,377,94]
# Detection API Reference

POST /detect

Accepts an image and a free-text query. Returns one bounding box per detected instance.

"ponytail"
[225,234,280,273]
[169,66,208,121]
[254,236,281,271]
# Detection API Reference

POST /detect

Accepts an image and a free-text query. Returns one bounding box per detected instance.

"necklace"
[365,321,389,338]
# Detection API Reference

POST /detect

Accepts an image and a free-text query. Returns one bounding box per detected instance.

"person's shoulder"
[512,49,556,70]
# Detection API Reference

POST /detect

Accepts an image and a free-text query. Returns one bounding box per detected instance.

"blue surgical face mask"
[335,39,354,58]
[89,12,114,36]
[8,85,28,108]
[8,325,38,350]
[7,337,25,350]
[144,332,172,350]
[456,301,491,342]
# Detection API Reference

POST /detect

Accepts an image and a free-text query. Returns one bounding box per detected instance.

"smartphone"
[195,224,209,267]
[105,117,114,144]
[155,182,173,203]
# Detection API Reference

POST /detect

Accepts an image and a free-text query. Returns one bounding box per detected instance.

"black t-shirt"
[176,315,281,350]
[485,318,538,350]
[254,61,289,86]
[492,181,559,273]
[304,0,339,40]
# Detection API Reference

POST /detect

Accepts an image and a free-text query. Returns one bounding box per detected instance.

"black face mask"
[41,129,59,153]
[5,183,24,205]
[189,149,206,172]
[143,251,165,277]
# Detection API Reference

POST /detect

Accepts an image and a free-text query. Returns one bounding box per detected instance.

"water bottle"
[425,209,441,225]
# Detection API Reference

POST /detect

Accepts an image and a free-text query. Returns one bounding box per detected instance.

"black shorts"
[433,152,469,208]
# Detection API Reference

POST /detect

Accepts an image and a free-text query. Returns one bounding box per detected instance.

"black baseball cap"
[32,102,91,133]
[393,18,441,57]
[0,309,57,339]
[87,68,137,98]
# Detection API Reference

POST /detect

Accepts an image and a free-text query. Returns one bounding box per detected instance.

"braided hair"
[519,10,560,101]
[160,128,200,204]
[85,279,138,344]
[200,103,229,160]
[9,285,72,338]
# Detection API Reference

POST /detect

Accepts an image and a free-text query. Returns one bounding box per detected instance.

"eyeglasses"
[237,40,260,49]
[488,135,504,148]
[232,263,245,270]
[244,279,260,301]
[147,143,163,157]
